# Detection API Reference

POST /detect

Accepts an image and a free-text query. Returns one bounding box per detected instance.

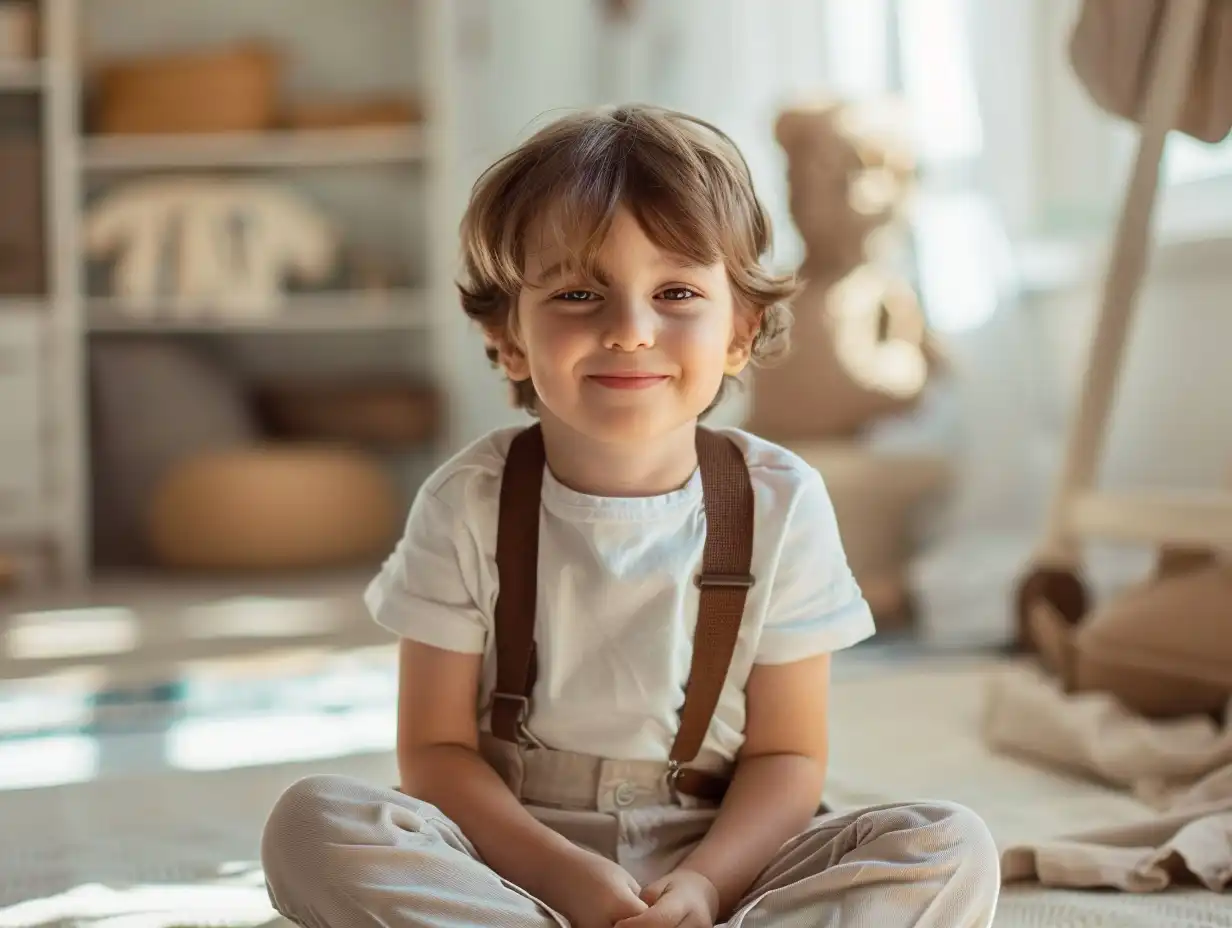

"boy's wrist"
[518,829,590,897]
[670,867,721,920]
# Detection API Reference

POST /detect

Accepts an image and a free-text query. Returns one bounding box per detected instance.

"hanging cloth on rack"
[1069,0,1232,144]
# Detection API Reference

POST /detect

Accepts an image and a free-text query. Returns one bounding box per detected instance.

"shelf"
[0,59,45,91]
[0,298,48,313]
[87,289,429,334]
[81,125,426,172]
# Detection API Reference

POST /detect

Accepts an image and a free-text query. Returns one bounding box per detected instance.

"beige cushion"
[790,442,949,578]
[1074,563,1232,718]
[146,445,400,571]
[789,442,948,626]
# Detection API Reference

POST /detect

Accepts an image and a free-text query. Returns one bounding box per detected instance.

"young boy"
[261,104,1000,928]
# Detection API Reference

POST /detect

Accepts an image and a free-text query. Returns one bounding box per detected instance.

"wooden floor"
[0,569,394,687]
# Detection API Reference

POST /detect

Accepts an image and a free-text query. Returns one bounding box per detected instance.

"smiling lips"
[587,372,670,390]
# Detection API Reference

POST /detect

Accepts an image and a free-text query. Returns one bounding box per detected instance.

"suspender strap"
[670,428,755,766]
[490,424,546,744]
[490,424,755,803]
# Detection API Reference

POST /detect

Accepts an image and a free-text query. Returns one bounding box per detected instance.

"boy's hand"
[539,844,648,928]
[614,869,720,928]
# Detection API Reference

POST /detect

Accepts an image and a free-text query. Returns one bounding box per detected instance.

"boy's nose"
[601,299,657,352]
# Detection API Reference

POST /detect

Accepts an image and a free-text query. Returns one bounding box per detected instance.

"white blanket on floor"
[983,664,1232,893]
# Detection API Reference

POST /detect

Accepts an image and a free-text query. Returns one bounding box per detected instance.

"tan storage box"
[94,43,280,135]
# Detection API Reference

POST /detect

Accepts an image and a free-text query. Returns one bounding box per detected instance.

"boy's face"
[504,207,751,445]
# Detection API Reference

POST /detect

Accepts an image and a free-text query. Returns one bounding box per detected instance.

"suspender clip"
[492,693,545,748]
[694,573,755,589]
[665,760,683,803]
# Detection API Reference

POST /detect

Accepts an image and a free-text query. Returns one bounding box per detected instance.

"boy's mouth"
[586,373,670,390]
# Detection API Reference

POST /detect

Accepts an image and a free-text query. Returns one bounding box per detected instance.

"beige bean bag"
[146,445,401,572]
[1030,555,1232,720]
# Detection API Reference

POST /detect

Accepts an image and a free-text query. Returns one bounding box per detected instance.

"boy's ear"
[725,308,760,375]
[488,329,531,382]
[725,343,751,376]
[498,339,531,381]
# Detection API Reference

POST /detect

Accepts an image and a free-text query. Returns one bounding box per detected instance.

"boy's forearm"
[400,743,578,898]
[677,753,826,917]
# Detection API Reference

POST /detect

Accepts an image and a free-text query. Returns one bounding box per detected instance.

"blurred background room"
[1,1,1230,926]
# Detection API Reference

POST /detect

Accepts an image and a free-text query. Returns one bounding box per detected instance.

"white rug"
[824,657,1232,928]
[2,656,1229,928]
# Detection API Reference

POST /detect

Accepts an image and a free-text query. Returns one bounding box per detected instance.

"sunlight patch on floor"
[183,596,347,640]
[6,608,140,660]
[167,707,396,771]
[0,879,280,928]
[0,734,99,791]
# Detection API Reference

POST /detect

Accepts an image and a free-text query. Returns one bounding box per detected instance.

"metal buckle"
[694,573,755,589]
[492,693,544,748]
[665,760,683,803]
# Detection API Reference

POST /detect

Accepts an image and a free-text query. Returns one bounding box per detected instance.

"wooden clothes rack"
[1017,0,1232,643]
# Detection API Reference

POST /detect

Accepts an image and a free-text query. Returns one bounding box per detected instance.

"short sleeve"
[363,486,489,654]
[755,468,876,664]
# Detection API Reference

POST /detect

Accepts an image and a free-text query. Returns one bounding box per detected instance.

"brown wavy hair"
[457,103,797,412]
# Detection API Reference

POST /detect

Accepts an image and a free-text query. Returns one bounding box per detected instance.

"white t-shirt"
[365,425,876,769]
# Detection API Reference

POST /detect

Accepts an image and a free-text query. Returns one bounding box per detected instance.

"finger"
[680,910,709,928]
[639,877,670,906]
[614,913,662,928]
[614,895,688,928]
[610,886,650,921]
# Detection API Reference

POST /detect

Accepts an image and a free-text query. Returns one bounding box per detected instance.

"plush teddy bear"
[746,99,943,441]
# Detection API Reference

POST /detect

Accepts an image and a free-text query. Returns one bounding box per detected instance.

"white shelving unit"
[0,4,60,584]
[81,124,426,172]
[0,0,462,587]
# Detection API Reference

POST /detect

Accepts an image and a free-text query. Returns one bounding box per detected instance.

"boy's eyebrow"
[531,255,711,287]
[531,260,610,287]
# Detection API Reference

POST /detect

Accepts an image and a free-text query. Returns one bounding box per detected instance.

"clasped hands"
[545,843,721,928]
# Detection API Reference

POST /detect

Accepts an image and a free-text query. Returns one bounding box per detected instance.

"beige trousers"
[261,742,1000,928]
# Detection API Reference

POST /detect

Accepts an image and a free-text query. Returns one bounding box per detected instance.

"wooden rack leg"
[1015,0,1210,651]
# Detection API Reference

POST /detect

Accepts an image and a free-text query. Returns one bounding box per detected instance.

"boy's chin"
[547,405,700,446]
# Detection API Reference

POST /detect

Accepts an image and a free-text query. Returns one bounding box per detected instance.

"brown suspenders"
[490,423,755,803]
[490,424,547,750]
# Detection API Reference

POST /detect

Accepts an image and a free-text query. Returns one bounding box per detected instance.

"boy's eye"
[555,290,600,302]
[658,287,699,301]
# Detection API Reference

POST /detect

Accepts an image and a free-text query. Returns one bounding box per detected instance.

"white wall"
[1031,234,1232,494]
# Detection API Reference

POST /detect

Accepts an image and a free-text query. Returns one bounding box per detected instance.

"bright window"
[821,0,1006,332]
